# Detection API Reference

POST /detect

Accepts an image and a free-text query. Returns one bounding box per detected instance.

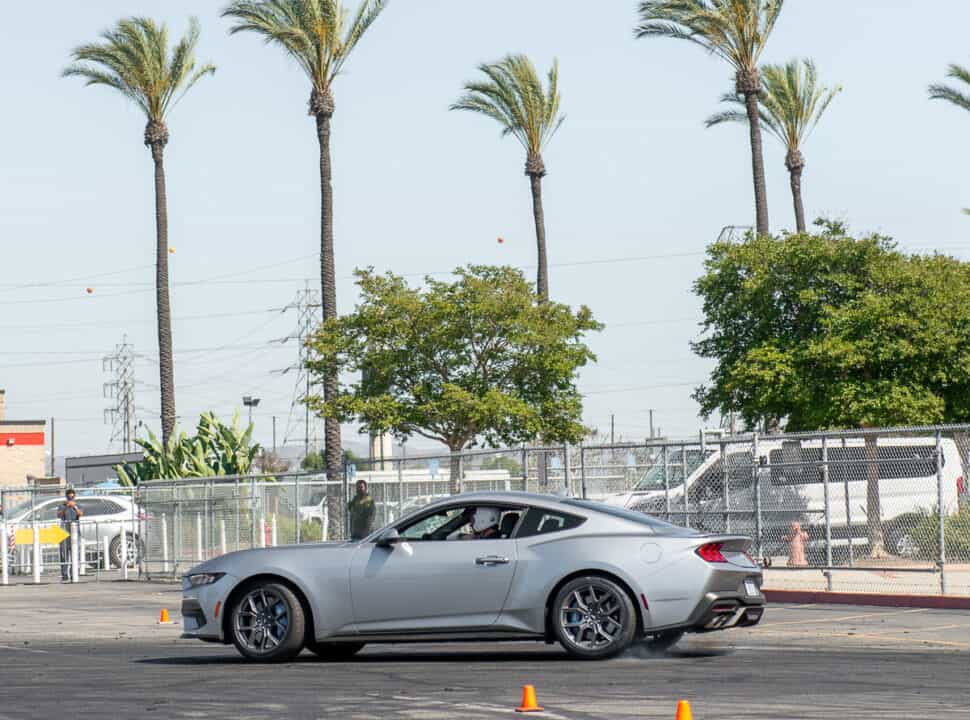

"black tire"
[551,575,637,660]
[643,630,684,652]
[109,534,144,569]
[306,641,365,660]
[229,581,306,662]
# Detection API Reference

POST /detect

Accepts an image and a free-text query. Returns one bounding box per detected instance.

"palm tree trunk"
[786,151,807,233]
[528,171,549,301]
[743,91,770,237]
[151,143,176,446]
[315,103,343,486]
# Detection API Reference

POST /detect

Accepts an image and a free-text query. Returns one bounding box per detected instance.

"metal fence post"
[579,446,587,499]
[220,519,227,555]
[120,524,128,581]
[271,515,278,547]
[521,447,528,492]
[174,484,183,571]
[397,460,405,520]
[31,519,41,584]
[822,435,833,590]
[102,536,111,572]
[295,474,302,544]
[721,440,730,533]
[161,513,170,573]
[1,521,8,586]
[259,513,267,548]
[937,429,947,595]
[250,477,258,549]
[70,522,80,583]
[196,513,203,562]
[563,444,571,494]
[681,444,689,527]
[843,438,853,566]
[663,445,671,521]
[752,432,762,561]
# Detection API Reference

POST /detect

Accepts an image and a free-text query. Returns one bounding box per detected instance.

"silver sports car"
[181,491,764,661]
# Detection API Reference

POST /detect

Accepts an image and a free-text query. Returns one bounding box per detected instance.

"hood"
[185,540,353,576]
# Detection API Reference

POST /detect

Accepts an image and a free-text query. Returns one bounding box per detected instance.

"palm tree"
[636,0,785,237]
[222,0,387,485]
[451,55,564,301]
[929,64,970,216]
[707,59,841,233]
[64,18,215,447]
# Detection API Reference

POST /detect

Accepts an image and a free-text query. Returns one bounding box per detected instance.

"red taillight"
[958,476,966,496]
[696,542,728,563]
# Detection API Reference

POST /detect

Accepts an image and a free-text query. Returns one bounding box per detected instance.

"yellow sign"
[14,526,70,546]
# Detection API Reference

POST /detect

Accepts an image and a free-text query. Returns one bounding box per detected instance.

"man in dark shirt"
[56,488,83,581]
[347,480,376,541]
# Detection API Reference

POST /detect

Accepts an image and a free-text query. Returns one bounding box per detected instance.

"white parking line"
[391,694,570,719]
[763,607,927,627]
[0,644,49,654]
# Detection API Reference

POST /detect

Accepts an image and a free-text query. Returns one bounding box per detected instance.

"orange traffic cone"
[159,608,171,624]
[675,699,693,720]
[515,685,543,713]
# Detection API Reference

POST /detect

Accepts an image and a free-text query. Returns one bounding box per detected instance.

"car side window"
[76,499,105,517]
[515,507,585,538]
[398,507,467,541]
[35,503,62,522]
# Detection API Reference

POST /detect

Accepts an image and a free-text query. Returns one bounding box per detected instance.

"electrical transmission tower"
[276,282,321,459]
[103,336,136,452]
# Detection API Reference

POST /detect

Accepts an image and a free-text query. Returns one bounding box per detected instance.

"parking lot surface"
[1,582,968,719]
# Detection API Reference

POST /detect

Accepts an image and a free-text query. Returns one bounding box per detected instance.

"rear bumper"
[689,593,765,632]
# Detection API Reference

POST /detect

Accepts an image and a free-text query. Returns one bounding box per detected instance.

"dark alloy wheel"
[306,641,365,660]
[552,575,637,660]
[230,581,306,661]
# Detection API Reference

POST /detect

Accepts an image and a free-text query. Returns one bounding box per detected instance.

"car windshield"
[562,499,700,536]
[633,449,710,492]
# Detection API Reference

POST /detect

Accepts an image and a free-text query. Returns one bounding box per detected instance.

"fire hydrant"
[785,521,809,567]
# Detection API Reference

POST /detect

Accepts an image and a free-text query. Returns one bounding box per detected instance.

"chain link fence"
[6,423,970,594]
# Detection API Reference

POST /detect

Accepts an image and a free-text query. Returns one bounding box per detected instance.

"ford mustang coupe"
[181,491,764,661]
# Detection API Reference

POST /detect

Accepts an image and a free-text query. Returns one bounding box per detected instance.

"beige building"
[0,390,46,489]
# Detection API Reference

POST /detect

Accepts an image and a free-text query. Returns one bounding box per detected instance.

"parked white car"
[2,494,145,569]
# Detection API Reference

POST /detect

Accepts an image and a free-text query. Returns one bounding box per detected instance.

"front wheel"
[306,641,365,660]
[109,534,144,568]
[552,576,637,660]
[230,581,306,662]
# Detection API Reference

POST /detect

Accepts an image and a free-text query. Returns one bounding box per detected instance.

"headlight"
[185,572,225,587]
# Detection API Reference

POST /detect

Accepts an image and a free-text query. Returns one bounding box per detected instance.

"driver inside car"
[448,507,502,540]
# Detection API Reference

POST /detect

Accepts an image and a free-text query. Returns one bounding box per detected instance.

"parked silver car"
[182,491,764,661]
[3,494,144,569]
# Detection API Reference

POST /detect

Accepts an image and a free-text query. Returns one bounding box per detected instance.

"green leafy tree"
[115,412,260,484]
[305,265,600,491]
[480,455,524,477]
[636,0,784,236]
[707,59,841,233]
[451,56,564,301]
[693,224,970,555]
[222,0,388,487]
[929,63,970,215]
[301,447,366,472]
[64,18,216,446]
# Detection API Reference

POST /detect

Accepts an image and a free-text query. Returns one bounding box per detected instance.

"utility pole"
[103,336,135,452]
[648,409,655,439]
[276,281,321,461]
[610,414,615,445]
[49,417,55,477]
[272,416,277,454]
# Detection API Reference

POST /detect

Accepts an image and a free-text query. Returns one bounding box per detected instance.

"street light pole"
[242,396,261,434]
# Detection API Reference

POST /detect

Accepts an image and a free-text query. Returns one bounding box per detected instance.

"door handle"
[475,555,510,566]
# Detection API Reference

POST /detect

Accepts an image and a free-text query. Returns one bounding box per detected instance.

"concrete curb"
[764,588,970,610]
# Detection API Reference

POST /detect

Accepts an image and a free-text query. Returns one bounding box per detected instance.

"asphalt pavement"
[0,582,968,719]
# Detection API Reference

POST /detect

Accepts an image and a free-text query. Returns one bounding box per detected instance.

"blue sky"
[2,1,969,457]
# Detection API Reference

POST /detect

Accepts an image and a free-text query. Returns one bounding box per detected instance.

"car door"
[348,504,518,634]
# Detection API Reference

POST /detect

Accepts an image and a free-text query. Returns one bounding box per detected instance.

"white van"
[606,437,965,560]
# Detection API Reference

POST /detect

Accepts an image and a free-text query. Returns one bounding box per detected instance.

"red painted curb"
[764,589,970,610]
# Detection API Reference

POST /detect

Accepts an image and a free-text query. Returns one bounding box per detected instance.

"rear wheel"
[109,534,144,568]
[230,581,306,662]
[306,641,365,660]
[552,576,637,660]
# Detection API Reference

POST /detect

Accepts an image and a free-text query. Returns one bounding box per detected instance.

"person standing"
[56,488,83,582]
[348,480,375,541]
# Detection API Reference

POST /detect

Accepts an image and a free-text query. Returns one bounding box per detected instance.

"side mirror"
[376,528,402,548]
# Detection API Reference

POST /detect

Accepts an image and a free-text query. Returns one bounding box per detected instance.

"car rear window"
[516,508,585,538]
[562,499,700,536]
